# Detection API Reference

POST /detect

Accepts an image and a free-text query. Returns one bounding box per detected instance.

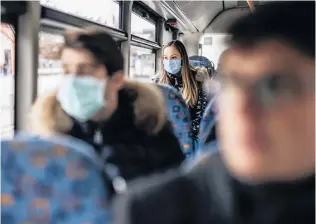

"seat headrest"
[189,55,215,76]
[1,135,110,223]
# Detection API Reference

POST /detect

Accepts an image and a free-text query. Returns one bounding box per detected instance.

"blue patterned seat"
[189,55,215,76]
[1,134,110,224]
[156,84,194,158]
[198,96,218,153]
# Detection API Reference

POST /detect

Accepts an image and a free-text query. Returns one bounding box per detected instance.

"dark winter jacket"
[30,79,185,198]
[112,151,315,224]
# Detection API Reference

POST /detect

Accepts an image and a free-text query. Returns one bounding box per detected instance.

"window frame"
[40,0,122,30]
[132,1,158,29]
[40,6,127,41]
[1,2,28,136]
[129,1,164,80]
[131,1,161,46]
[1,2,27,24]
[131,35,160,50]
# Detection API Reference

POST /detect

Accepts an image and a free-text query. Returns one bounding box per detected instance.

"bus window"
[200,34,228,69]
[37,32,64,96]
[0,23,15,138]
[40,0,120,29]
[129,46,155,82]
[131,12,156,42]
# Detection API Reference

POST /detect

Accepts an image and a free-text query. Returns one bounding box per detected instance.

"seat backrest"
[198,96,218,152]
[1,134,109,224]
[189,55,215,77]
[156,84,194,158]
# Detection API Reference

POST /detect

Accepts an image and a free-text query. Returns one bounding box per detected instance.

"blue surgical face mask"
[163,59,182,76]
[57,74,107,122]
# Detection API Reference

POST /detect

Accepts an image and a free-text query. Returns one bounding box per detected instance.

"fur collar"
[29,79,166,137]
[194,66,210,83]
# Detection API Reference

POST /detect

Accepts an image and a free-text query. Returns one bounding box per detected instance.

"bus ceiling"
[141,0,267,34]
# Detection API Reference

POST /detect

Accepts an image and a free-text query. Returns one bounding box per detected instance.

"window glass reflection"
[131,12,156,42]
[40,0,120,29]
[130,46,155,82]
[38,32,64,96]
[0,23,15,139]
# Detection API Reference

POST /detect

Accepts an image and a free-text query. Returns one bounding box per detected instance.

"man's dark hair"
[62,28,124,76]
[227,1,315,58]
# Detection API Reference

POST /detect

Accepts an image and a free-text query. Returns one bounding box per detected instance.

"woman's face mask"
[163,59,182,76]
[57,74,107,122]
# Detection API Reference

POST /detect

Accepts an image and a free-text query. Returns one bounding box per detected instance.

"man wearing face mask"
[154,40,210,149]
[30,28,185,198]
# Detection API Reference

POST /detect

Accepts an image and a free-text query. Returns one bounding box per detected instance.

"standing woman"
[155,40,209,148]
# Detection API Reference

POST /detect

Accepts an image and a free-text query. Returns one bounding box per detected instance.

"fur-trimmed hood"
[194,66,218,98]
[194,66,211,83]
[29,79,167,137]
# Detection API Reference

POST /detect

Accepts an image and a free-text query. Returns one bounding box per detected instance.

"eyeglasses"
[218,72,314,109]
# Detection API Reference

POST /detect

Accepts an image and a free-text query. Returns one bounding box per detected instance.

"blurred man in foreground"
[112,1,315,223]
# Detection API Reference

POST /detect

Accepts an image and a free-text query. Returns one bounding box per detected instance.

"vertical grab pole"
[121,1,133,78]
[15,1,41,132]
[247,0,256,13]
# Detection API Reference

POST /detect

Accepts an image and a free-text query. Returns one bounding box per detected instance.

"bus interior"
[0,0,267,139]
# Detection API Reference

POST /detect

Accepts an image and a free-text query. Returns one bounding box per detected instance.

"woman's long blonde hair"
[158,40,198,107]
